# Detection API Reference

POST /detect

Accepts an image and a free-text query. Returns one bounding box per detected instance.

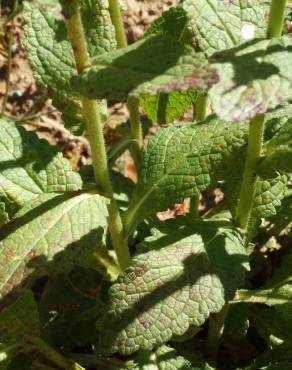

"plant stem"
[267,0,287,38]
[29,337,85,370]
[235,114,265,230]
[157,93,168,125]
[1,0,18,116]
[194,94,208,122]
[189,195,200,217]
[64,2,131,270]
[205,304,229,365]
[109,0,143,150]
[236,0,287,231]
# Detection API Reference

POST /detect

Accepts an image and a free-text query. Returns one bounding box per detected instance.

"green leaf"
[97,222,248,355]
[250,305,292,348]
[209,37,292,122]
[259,118,292,176]
[124,118,248,234]
[0,192,108,298]
[148,0,269,56]
[236,254,292,306]
[0,290,40,348]
[140,91,198,125]
[23,1,114,134]
[39,267,101,349]
[247,175,289,238]
[75,35,218,101]
[0,118,82,224]
[129,345,195,370]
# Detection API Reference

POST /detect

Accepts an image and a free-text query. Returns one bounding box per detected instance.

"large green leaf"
[209,37,292,122]
[0,192,108,298]
[0,118,81,224]
[148,0,268,57]
[75,35,217,101]
[97,221,248,355]
[123,118,248,234]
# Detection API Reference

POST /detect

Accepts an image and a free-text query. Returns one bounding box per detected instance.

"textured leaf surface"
[181,0,269,56]
[247,175,289,238]
[130,345,195,370]
[148,0,268,57]
[140,91,198,124]
[0,192,108,298]
[0,118,81,223]
[98,222,248,355]
[124,118,248,233]
[260,118,292,176]
[210,37,292,122]
[75,35,218,101]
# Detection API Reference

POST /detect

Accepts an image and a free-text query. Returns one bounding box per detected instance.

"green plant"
[0,0,291,369]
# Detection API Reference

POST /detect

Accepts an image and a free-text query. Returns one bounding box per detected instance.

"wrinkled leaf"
[98,222,248,355]
[75,35,218,101]
[0,192,108,298]
[124,118,248,234]
[0,118,81,224]
[210,37,292,121]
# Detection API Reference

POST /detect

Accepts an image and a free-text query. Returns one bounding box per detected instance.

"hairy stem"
[267,0,287,38]
[109,0,143,150]
[29,337,85,370]
[235,114,265,230]
[205,304,229,364]
[64,2,131,270]
[1,0,18,115]
[236,1,287,231]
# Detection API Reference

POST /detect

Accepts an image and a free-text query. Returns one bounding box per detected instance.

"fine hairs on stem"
[63,1,131,270]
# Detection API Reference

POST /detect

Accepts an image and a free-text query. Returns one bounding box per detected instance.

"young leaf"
[0,192,108,298]
[74,35,218,101]
[97,222,248,355]
[124,118,248,234]
[209,37,292,122]
[0,118,82,223]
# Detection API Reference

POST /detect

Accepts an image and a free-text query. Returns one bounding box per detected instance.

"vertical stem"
[1,0,18,115]
[235,115,265,230]
[267,0,287,38]
[64,1,131,270]
[194,94,208,122]
[236,0,287,230]
[190,195,200,217]
[108,0,143,150]
[205,304,229,365]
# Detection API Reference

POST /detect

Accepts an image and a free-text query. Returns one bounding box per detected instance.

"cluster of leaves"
[0,0,291,369]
